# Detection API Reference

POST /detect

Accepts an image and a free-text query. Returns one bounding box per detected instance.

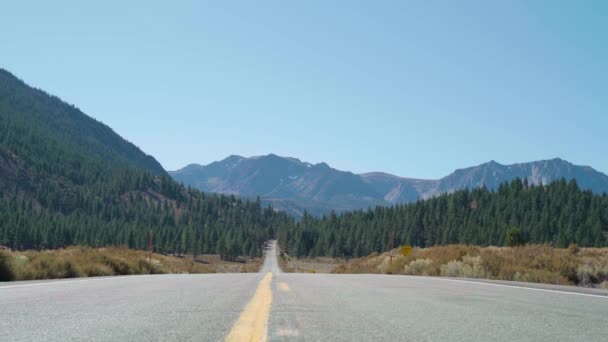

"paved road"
[1,242,607,341]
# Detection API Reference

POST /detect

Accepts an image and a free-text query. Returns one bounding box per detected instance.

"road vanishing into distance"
[2,241,607,341]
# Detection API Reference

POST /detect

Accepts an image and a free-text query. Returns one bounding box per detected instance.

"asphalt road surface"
[1,241,607,341]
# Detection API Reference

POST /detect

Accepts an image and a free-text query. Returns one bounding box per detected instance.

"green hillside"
[0,69,292,257]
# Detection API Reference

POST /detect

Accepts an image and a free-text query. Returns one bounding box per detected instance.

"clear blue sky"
[1,1,606,178]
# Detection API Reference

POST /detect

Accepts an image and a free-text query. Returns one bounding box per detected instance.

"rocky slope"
[172,155,608,217]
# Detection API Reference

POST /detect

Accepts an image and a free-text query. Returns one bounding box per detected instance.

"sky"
[1,1,607,178]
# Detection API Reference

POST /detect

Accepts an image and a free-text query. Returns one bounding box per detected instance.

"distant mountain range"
[170,154,608,217]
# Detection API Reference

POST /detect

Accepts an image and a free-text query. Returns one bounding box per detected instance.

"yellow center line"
[225,272,273,342]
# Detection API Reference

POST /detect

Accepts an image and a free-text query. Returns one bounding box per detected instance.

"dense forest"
[0,178,292,258]
[0,68,292,259]
[278,178,608,258]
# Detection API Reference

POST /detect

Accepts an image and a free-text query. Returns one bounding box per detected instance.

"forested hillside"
[0,69,165,176]
[0,68,292,258]
[278,178,608,258]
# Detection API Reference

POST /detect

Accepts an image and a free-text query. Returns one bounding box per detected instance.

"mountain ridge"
[171,155,608,217]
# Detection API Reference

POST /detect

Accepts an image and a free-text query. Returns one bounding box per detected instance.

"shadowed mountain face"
[171,155,608,217]
[171,154,387,217]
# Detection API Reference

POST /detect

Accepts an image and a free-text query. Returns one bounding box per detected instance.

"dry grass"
[332,244,608,288]
[0,246,261,281]
[195,254,261,273]
[280,255,342,274]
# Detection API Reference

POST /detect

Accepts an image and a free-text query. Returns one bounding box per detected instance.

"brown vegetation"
[279,251,341,273]
[332,244,608,288]
[0,246,261,281]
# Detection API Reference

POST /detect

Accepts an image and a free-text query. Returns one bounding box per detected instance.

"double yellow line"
[225,272,274,342]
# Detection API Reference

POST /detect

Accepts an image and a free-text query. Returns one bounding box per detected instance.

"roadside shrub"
[0,248,16,281]
[418,245,479,267]
[81,264,114,277]
[440,257,484,278]
[103,256,133,275]
[462,255,479,265]
[19,256,84,280]
[333,244,608,287]
[480,249,502,277]
[440,260,465,277]
[0,246,225,281]
[577,264,596,286]
[385,255,414,274]
[559,255,579,284]
[63,260,82,278]
[575,258,608,287]
[461,255,484,278]
[403,258,433,275]
[568,243,580,255]
[512,269,564,284]
[136,259,162,274]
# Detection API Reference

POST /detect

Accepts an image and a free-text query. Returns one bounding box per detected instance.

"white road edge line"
[415,275,608,299]
[0,274,165,290]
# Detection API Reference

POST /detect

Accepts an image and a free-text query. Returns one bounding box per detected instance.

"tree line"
[0,177,293,259]
[278,178,608,258]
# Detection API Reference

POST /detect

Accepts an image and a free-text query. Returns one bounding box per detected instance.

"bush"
[480,249,502,277]
[559,255,578,284]
[63,260,82,278]
[440,257,484,278]
[575,259,608,287]
[577,264,596,286]
[403,259,433,275]
[505,227,523,247]
[0,246,221,281]
[511,269,564,284]
[136,259,162,274]
[334,244,608,287]
[103,256,133,275]
[461,255,484,278]
[462,255,479,265]
[18,256,84,280]
[568,243,580,255]
[81,264,114,277]
[0,249,16,281]
[418,245,479,266]
[441,260,465,277]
